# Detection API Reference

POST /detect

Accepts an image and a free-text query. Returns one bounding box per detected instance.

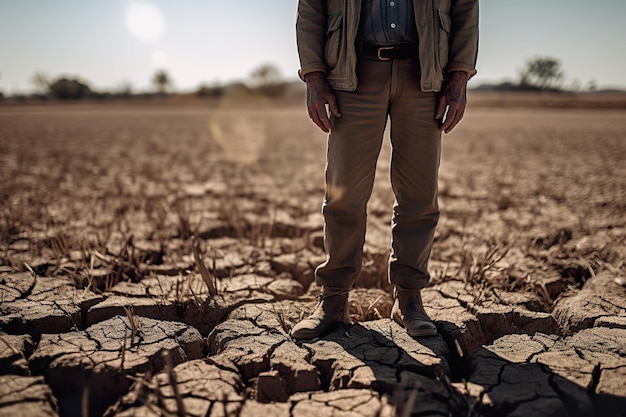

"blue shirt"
[359,0,418,44]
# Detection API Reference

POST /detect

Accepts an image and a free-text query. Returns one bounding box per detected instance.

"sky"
[1,0,625,95]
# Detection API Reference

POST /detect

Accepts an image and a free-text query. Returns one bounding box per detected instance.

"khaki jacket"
[296,0,479,92]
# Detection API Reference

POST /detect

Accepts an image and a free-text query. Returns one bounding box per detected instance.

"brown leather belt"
[358,41,417,61]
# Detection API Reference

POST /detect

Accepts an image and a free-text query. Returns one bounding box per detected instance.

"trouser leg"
[388,58,442,290]
[315,58,391,289]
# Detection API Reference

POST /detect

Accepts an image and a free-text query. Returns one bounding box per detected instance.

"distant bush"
[472,81,541,92]
[519,56,564,91]
[248,63,286,97]
[48,77,92,100]
[196,83,225,98]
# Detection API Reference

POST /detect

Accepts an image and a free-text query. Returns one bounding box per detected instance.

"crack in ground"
[12,274,37,301]
[205,357,241,375]
[589,363,602,395]
[306,355,334,392]
[80,295,104,331]
[265,339,288,365]
[228,332,287,389]
[487,392,559,417]
[573,346,586,360]
[287,397,300,417]
[543,362,587,416]
[587,330,626,355]
[244,317,288,337]
[208,328,265,355]
[298,342,316,365]
[322,393,373,412]
[435,288,474,312]
[22,278,618,415]
[595,294,626,311]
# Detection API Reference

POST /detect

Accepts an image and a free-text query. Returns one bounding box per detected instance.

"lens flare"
[126,2,165,43]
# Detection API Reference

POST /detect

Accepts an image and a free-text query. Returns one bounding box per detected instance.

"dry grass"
[122,305,143,347]
[192,237,218,296]
[161,349,185,417]
[0,99,624,317]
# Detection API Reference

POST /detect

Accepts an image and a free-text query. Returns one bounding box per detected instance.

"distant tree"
[48,77,92,100]
[519,56,564,91]
[31,72,51,95]
[248,63,286,97]
[152,69,171,94]
[587,79,598,92]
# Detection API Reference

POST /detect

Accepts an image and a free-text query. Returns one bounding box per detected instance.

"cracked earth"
[1,97,625,416]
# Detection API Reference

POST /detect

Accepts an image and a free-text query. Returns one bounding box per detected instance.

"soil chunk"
[0,332,34,375]
[0,375,59,417]
[0,274,103,339]
[552,271,626,333]
[468,328,626,416]
[29,316,203,417]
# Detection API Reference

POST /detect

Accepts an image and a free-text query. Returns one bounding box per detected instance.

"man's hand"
[305,72,341,133]
[435,71,469,134]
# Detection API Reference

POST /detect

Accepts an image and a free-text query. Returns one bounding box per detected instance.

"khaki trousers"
[315,55,441,291]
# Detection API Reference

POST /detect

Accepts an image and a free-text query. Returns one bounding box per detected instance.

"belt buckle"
[377,46,395,61]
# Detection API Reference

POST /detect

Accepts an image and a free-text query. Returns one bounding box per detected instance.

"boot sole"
[290,320,350,340]
[391,311,438,337]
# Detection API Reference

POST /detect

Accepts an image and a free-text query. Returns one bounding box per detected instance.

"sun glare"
[126,2,165,43]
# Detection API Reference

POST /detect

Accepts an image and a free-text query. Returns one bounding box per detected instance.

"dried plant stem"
[192,237,218,296]
[162,350,186,417]
[122,305,142,346]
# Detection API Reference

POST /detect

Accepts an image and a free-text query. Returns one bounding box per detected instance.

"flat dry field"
[1,96,625,417]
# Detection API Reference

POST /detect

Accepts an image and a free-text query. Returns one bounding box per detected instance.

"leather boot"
[290,287,350,340]
[391,287,437,337]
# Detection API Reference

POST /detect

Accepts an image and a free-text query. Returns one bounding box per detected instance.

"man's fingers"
[305,74,338,133]
[442,104,465,134]
[440,103,458,133]
[327,94,341,118]
[445,109,464,133]
[309,104,330,133]
[315,103,331,132]
[435,96,448,120]
[311,112,328,133]
[440,112,453,133]
[319,108,331,132]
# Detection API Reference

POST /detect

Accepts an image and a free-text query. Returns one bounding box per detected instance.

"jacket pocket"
[324,13,343,70]
[437,9,451,70]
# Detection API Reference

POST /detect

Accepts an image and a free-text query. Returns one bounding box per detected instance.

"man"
[291,0,479,340]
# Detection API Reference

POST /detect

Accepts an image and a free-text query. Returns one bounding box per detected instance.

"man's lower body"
[291,54,441,340]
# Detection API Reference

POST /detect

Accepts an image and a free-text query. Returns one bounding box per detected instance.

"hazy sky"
[1,0,625,94]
